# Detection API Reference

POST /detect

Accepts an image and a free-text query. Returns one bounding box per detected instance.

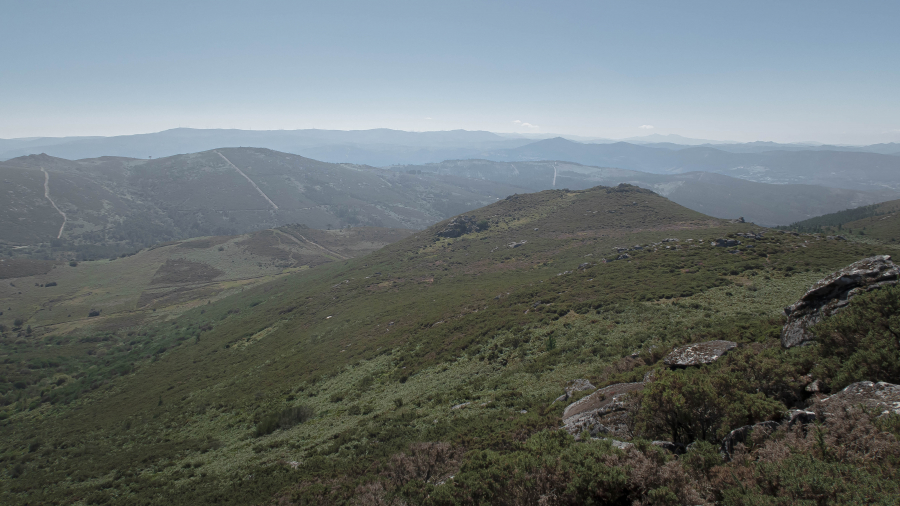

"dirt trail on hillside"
[215,151,279,210]
[40,167,67,239]
[552,163,558,187]
[275,229,350,260]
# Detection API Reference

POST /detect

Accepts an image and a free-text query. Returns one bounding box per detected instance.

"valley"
[5,3,900,504]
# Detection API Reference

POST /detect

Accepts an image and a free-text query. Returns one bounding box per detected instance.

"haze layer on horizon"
[2,0,898,145]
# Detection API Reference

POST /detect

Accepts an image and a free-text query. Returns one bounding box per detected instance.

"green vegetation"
[783,198,900,243]
[0,185,896,504]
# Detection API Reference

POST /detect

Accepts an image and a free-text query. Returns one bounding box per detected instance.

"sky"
[2,0,899,144]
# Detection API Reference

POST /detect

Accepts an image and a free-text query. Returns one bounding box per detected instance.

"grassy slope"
[0,225,412,342]
[0,185,891,504]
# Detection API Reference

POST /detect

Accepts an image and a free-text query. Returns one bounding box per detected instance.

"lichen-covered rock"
[561,382,643,439]
[663,340,737,367]
[781,255,899,348]
[591,438,634,450]
[553,378,597,403]
[816,381,900,416]
[562,382,644,420]
[787,409,817,426]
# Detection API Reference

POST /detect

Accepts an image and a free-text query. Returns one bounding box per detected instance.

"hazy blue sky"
[2,0,898,144]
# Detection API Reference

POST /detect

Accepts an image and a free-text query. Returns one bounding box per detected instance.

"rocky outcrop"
[781,255,899,348]
[436,215,485,238]
[663,340,737,367]
[591,438,634,450]
[554,379,596,403]
[561,382,643,439]
[712,238,741,247]
[816,381,900,416]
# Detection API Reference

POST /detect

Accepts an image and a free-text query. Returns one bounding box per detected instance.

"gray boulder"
[721,421,780,459]
[816,381,900,416]
[663,340,737,367]
[553,378,596,403]
[787,409,817,426]
[781,255,899,348]
[561,382,644,439]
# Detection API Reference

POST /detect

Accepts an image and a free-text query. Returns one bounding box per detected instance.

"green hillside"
[0,149,522,256]
[0,185,897,505]
[784,198,900,242]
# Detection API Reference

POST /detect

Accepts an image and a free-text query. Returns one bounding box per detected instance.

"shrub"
[636,366,784,444]
[810,284,900,389]
[255,406,314,437]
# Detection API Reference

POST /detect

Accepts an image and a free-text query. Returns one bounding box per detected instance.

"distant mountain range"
[0,128,532,165]
[1,129,898,176]
[477,138,900,192]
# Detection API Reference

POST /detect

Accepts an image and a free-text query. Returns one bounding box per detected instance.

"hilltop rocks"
[561,382,643,439]
[663,340,737,367]
[816,381,900,416]
[712,238,741,247]
[436,215,485,238]
[781,255,899,348]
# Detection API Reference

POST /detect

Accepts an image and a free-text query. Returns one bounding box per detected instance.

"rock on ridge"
[663,340,737,367]
[781,255,899,348]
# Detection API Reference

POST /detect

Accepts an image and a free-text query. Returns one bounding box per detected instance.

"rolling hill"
[391,159,887,226]
[1,184,894,504]
[0,148,522,253]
